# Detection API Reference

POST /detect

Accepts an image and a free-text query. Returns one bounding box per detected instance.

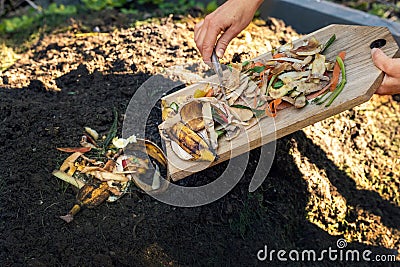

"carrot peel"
[330,51,346,91]
[265,98,282,117]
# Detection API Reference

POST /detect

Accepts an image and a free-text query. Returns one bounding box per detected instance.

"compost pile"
[0,13,399,266]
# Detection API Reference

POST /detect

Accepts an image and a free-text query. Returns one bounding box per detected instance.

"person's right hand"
[371,48,400,95]
[194,0,264,63]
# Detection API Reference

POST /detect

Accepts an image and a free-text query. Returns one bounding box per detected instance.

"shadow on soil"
[295,131,400,231]
[0,65,397,266]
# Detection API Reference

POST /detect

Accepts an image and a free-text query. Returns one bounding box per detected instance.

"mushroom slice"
[278,71,310,84]
[308,73,330,82]
[268,57,304,64]
[294,94,307,108]
[226,76,248,99]
[289,80,323,94]
[171,141,193,161]
[271,62,292,76]
[227,79,253,106]
[232,119,250,126]
[289,90,301,98]
[299,83,321,94]
[244,79,258,94]
[243,91,258,99]
[305,81,329,94]
[290,80,319,94]
[239,81,258,98]
[88,171,129,182]
[277,42,294,53]
[180,100,205,132]
[225,125,241,141]
[229,107,254,122]
[293,37,322,56]
[281,96,296,105]
[240,73,249,83]
[311,53,326,82]
[325,61,335,71]
[244,117,261,130]
[292,63,303,72]
[292,56,313,71]
[223,63,242,93]
[202,102,218,150]
[296,47,322,56]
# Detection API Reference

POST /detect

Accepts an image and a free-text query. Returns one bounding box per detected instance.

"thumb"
[371,48,390,71]
[215,28,240,58]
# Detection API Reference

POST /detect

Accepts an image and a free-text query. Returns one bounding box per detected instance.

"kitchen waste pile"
[159,35,346,162]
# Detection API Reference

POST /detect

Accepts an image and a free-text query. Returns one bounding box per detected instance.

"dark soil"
[0,12,399,267]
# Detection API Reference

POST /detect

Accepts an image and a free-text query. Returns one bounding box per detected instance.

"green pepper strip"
[325,56,346,107]
[314,90,331,105]
[252,66,266,73]
[321,34,336,54]
[215,129,226,138]
[273,80,284,89]
[242,61,250,67]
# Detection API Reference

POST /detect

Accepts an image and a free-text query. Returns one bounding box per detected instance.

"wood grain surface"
[162,24,400,181]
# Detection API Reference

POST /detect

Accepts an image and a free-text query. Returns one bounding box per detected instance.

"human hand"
[371,48,400,95]
[194,0,263,63]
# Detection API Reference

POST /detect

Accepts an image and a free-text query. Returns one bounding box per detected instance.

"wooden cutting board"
[161,24,400,181]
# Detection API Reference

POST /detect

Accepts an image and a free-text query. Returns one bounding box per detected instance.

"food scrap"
[53,123,168,223]
[160,35,347,162]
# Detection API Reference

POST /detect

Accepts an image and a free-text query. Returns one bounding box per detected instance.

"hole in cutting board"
[370,39,387,49]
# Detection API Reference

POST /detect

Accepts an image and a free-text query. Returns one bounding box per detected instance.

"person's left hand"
[371,48,400,95]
